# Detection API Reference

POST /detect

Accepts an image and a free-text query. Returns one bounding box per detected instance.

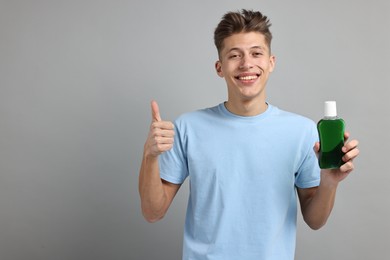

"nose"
[239,55,254,70]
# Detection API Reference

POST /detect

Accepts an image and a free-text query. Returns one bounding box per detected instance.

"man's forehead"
[221,32,268,51]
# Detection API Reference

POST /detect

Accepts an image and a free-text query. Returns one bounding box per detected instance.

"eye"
[228,53,241,59]
[253,52,263,57]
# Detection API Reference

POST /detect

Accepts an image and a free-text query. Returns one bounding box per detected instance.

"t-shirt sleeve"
[158,120,189,184]
[295,121,321,188]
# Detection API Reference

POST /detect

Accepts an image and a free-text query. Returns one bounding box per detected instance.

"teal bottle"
[317,101,345,169]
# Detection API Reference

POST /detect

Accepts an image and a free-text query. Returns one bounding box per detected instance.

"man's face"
[215,32,275,103]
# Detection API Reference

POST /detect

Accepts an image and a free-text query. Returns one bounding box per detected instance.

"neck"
[224,99,268,116]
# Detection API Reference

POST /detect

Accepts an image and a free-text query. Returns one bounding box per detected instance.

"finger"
[158,129,175,137]
[342,139,359,153]
[154,143,174,154]
[340,161,354,173]
[151,121,175,131]
[150,128,175,139]
[151,100,162,122]
[343,147,360,162]
[343,131,350,142]
[313,142,320,153]
[154,136,175,145]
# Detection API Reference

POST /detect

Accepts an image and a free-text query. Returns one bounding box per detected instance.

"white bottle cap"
[324,101,337,117]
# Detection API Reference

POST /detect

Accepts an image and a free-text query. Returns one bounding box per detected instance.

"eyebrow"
[226,46,265,53]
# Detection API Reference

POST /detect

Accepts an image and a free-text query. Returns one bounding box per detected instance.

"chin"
[240,89,264,99]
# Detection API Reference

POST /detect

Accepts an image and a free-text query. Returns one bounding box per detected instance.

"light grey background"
[1,0,389,259]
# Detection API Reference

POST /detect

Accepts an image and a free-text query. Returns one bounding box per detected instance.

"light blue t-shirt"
[159,103,320,260]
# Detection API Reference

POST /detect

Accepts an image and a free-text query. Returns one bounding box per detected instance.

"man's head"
[214,9,272,59]
[214,10,275,111]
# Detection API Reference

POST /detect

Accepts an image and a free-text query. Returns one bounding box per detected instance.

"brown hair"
[214,9,272,58]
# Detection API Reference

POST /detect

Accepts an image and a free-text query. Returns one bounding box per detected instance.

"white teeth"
[239,75,258,80]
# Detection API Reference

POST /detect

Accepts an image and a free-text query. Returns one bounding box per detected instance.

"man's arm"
[138,101,180,223]
[297,132,359,230]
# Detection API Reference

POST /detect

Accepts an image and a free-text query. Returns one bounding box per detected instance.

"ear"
[215,60,224,77]
[269,55,276,73]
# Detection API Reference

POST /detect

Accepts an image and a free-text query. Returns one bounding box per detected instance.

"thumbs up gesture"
[144,100,175,158]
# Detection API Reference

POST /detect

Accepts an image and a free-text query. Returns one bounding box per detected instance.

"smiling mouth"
[235,74,260,81]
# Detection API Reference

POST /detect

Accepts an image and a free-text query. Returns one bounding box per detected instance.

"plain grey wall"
[1,0,389,259]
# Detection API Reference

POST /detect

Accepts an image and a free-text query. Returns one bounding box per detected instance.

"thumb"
[151,100,162,122]
[313,142,320,157]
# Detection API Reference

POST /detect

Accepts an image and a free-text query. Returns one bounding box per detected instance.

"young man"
[139,9,359,260]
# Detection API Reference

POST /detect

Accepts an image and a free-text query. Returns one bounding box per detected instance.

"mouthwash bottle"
[317,101,345,169]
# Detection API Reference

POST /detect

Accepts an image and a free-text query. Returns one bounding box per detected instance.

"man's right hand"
[144,100,175,158]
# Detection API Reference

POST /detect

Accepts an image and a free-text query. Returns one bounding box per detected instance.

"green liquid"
[317,118,345,169]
